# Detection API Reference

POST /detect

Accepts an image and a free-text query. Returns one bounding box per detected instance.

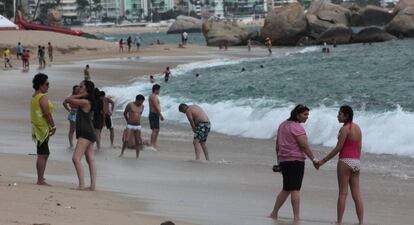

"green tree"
[366,0,381,6]
[76,0,90,20]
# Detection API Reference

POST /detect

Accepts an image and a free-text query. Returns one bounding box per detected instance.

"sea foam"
[104,54,414,157]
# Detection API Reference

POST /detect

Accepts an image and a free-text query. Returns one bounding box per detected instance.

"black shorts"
[105,115,113,129]
[280,161,305,191]
[37,139,50,155]
[149,112,160,129]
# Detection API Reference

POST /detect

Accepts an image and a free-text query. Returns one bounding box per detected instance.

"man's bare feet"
[37,180,51,186]
[268,212,278,220]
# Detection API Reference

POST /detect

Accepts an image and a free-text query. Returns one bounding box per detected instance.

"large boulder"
[317,26,352,44]
[306,0,351,34]
[352,5,394,26]
[385,6,414,37]
[393,0,414,14]
[167,16,202,34]
[260,3,308,45]
[352,27,397,43]
[202,19,248,46]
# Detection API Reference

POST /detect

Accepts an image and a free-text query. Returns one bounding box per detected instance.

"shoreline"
[1,31,414,225]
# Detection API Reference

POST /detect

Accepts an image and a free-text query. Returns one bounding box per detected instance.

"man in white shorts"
[120,94,145,158]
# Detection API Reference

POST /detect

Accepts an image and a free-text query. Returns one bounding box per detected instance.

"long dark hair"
[82,80,96,109]
[288,104,310,122]
[339,105,353,124]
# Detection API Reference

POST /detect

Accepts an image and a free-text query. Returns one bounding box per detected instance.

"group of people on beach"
[30,67,211,192]
[270,104,364,225]
[2,42,54,71]
[119,35,142,52]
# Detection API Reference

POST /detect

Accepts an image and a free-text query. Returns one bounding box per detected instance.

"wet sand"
[0,39,413,225]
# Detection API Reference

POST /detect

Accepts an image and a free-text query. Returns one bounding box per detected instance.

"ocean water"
[106,39,414,157]
[96,31,206,45]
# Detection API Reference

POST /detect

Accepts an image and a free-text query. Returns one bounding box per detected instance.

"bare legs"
[68,121,75,148]
[120,129,142,158]
[150,128,159,148]
[193,139,209,160]
[95,129,102,150]
[72,138,96,191]
[337,161,364,225]
[270,190,300,222]
[36,155,50,185]
[109,128,114,147]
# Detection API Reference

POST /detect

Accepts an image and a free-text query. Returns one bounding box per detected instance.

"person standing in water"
[269,104,319,222]
[148,84,164,149]
[178,103,211,161]
[164,67,171,82]
[120,95,145,158]
[317,105,364,225]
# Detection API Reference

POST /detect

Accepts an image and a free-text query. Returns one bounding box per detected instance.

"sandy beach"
[0,30,413,225]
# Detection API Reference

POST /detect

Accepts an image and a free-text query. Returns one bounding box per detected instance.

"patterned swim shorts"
[339,158,361,172]
[194,121,211,142]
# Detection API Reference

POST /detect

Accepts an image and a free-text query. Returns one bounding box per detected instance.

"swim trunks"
[37,138,50,155]
[149,112,160,129]
[194,121,211,142]
[127,124,142,131]
[105,114,113,129]
[67,110,77,122]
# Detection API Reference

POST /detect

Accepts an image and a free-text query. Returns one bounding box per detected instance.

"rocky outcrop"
[385,1,414,37]
[201,19,248,46]
[392,0,414,14]
[352,27,397,43]
[260,3,308,45]
[306,0,351,34]
[167,16,202,34]
[317,26,352,44]
[352,5,394,26]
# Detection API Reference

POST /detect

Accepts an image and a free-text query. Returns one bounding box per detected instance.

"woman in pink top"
[318,105,364,225]
[270,104,318,222]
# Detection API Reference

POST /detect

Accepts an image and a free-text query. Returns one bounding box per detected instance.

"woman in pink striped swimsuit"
[318,105,364,225]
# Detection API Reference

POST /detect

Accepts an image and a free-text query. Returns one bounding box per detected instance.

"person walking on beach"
[269,104,318,222]
[37,46,46,69]
[16,42,24,60]
[178,104,211,161]
[119,39,124,52]
[127,36,132,52]
[148,84,164,149]
[47,42,53,62]
[22,49,30,71]
[247,39,251,52]
[65,80,97,191]
[63,85,81,149]
[265,37,272,55]
[134,35,142,51]
[102,91,115,147]
[84,64,91,81]
[316,105,364,225]
[31,73,56,186]
[182,32,188,46]
[3,48,13,69]
[120,94,145,158]
[164,67,171,82]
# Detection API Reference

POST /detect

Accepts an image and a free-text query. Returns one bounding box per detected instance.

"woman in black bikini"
[65,80,97,191]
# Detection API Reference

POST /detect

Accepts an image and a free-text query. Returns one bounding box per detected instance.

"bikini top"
[339,123,361,159]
